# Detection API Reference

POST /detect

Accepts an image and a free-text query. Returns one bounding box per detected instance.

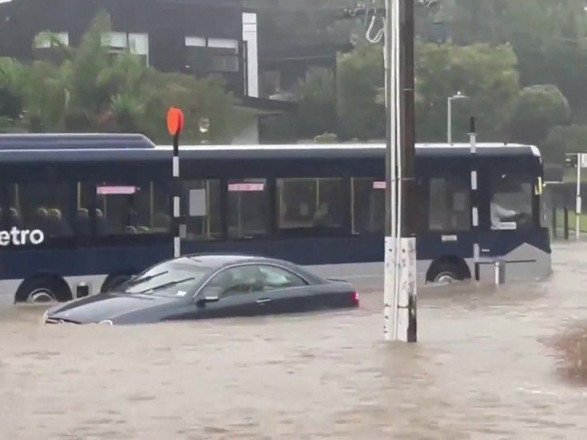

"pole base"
[384,237,417,343]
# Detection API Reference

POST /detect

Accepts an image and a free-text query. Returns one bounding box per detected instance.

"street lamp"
[199,117,210,144]
[447,91,469,144]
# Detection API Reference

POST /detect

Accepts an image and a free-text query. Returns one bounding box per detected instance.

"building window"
[228,179,269,239]
[102,32,149,65]
[185,36,239,74]
[209,49,240,73]
[428,176,470,232]
[34,32,69,49]
[277,178,344,234]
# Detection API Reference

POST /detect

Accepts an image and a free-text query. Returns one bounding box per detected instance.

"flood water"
[1,243,587,439]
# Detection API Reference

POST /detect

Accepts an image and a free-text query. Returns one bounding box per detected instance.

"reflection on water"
[0,242,587,438]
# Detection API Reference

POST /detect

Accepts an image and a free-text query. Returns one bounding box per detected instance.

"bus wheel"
[101,274,132,293]
[427,260,468,284]
[16,277,72,303]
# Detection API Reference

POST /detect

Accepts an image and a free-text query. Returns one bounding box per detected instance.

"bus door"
[420,171,476,265]
[180,179,223,248]
[476,164,539,272]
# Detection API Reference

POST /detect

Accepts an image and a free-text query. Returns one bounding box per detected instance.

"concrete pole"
[383,0,417,343]
[383,0,399,342]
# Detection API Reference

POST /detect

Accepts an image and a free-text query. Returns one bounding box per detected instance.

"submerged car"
[42,255,360,325]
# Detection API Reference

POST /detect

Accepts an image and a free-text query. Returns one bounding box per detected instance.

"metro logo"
[0,228,45,246]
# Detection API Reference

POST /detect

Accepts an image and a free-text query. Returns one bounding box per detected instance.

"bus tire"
[101,274,132,293]
[15,276,72,304]
[427,259,469,284]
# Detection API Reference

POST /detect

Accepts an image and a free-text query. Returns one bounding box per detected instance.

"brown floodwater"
[1,242,587,439]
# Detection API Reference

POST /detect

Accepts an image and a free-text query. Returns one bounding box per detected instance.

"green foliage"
[416,43,520,142]
[297,68,336,138]
[336,45,384,140]
[510,85,571,147]
[0,57,25,123]
[0,11,242,143]
[544,125,587,163]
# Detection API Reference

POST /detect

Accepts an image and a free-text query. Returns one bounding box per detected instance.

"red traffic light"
[167,107,185,136]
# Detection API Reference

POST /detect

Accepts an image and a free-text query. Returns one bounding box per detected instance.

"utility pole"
[337,1,419,342]
[383,0,418,343]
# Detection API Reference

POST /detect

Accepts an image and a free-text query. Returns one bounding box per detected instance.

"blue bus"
[0,134,551,305]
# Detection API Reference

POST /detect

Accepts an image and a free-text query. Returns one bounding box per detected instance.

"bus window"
[351,178,384,235]
[95,183,169,236]
[277,178,344,234]
[74,183,94,236]
[1,183,22,230]
[228,179,270,239]
[152,184,171,233]
[182,179,222,241]
[428,176,470,232]
[19,182,74,238]
[490,174,533,230]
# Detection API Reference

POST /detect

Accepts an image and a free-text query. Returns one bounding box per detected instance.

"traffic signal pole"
[167,107,185,258]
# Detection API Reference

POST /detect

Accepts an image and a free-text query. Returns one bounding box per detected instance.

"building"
[0,0,259,99]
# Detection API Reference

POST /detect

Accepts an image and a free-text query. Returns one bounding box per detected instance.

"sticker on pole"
[167,107,185,136]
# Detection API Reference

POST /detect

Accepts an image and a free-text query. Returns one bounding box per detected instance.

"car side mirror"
[197,287,222,305]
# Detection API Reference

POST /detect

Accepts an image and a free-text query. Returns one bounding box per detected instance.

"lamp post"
[199,117,210,144]
[447,91,468,144]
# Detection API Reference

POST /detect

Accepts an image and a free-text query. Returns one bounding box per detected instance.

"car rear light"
[352,291,360,305]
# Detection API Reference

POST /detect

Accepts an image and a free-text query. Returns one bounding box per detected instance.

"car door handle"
[257,298,271,305]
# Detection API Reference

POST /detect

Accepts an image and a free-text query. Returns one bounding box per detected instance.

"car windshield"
[122,258,210,297]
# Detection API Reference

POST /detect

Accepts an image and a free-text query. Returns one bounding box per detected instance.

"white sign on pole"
[188,189,207,217]
[580,153,587,168]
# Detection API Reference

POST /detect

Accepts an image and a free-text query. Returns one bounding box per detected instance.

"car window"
[206,266,265,297]
[257,265,307,291]
[205,264,307,297]
[123,258,209,297]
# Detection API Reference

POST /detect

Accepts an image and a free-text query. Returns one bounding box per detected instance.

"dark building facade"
[0,0,258,97]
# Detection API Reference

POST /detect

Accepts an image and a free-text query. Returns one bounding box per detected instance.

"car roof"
[180,254,291,270]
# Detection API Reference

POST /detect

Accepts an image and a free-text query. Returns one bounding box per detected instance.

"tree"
[336,45,385,140]
[139,71,246,144]
[433,0,509,45]
[416,43,520,142]
[0,11,245,143]
[297,68,336,138]
[244,0,352,52]
[0,58,25,123]
[505,0,587,117]
[510,85,571,147]
[543,125,587,163]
